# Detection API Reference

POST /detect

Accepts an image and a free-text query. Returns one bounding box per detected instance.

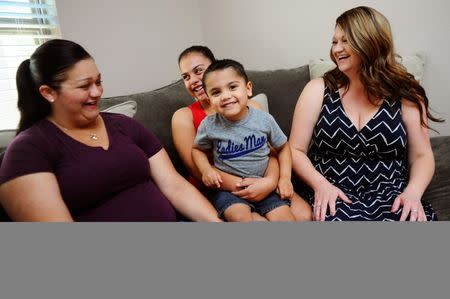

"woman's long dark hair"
[16,39,92,133]
[323,6,443,128]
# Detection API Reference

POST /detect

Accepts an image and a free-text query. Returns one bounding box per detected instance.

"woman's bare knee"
[290,193,313,221]
[265,205,295,222]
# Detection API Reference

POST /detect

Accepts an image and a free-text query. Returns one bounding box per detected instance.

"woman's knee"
[290,193,313,221]
[265,205,296,222]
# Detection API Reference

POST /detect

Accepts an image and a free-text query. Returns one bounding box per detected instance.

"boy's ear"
[246,81,253,98]
[39,85,57,103]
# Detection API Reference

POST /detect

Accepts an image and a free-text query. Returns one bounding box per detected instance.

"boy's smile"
[204,67,253,121]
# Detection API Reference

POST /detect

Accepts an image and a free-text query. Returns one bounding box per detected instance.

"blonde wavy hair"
[323,6,443,127]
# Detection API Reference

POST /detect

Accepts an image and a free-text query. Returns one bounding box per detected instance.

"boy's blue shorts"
[213,191,291,218]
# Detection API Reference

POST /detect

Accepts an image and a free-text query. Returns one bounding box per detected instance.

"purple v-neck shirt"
[0,112,176,221]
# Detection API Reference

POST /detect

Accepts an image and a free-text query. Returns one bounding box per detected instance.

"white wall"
[200,0,450,135]
[56,0,204,97]
[56,0,450,135]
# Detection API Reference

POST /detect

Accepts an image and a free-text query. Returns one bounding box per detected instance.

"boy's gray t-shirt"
[194,107,287,178]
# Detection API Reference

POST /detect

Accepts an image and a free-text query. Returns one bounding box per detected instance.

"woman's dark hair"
[178,45,216,65]
[16,39,92,133]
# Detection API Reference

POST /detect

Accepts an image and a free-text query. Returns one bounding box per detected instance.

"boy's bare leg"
[223,204,254,222]
[265,205,296,222]
[290,192,313,221]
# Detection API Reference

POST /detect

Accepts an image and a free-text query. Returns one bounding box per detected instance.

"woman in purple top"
[0,39,222,222]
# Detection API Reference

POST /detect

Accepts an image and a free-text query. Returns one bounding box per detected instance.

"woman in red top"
[172,46,311,221]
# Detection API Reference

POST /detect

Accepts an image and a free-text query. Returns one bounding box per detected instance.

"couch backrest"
[100,65,311,177]
[423,136,450,220]
[101,80,195,177]
[1,62,449,220]
[248,65,310,136]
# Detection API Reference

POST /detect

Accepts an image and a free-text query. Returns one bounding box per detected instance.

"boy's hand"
[202,168,223,188]
[277,177,293,199]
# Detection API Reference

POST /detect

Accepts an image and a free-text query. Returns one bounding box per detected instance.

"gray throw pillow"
[252,93,269,113]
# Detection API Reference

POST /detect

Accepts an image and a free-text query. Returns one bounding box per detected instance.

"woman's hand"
[149,149,222,222]
[277,177,294,200]
[232,177,276,202]
[391,191,427,222]
[313,181,352,221]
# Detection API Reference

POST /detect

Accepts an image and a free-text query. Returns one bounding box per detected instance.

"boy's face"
[204,67,253,121]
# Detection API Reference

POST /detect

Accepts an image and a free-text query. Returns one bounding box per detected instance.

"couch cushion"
[247,65,310,136]
[0,129,16,152]
[102,100,137,118]
[101,80,194,177]
[252,93,269,113]
[423,136,450,220]
[398,54,426,83]
[308,59,335,80]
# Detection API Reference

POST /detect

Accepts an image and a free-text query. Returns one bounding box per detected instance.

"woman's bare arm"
[0,173,73,221]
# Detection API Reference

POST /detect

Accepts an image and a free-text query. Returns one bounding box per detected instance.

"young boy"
[192,59,295,222]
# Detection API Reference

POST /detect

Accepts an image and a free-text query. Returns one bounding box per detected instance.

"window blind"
[0,0,60,130]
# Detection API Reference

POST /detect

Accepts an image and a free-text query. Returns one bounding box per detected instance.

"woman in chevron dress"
[289,6,442,221]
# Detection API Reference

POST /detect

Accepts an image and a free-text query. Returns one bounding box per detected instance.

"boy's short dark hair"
[178,45,216,65]
[202,59,249,90]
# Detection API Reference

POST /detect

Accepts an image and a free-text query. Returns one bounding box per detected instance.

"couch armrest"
[422,136,450,220]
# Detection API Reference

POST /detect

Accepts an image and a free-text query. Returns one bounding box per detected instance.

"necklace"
[89,132,99,141]
[50,117,100,141]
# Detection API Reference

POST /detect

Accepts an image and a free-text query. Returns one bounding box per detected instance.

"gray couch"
[1,65,449,220]
[99,64,450,221]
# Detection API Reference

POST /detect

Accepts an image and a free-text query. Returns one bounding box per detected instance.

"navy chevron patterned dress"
[305,88,437,221]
